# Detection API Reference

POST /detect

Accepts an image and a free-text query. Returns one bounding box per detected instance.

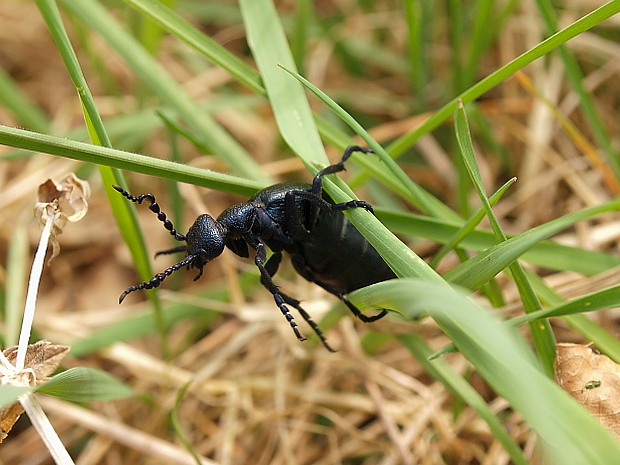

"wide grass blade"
[58,0,267,182]
[38,367,135,402]
[239,0,443,284]
[0,125,264,197]
[352,279,620,463]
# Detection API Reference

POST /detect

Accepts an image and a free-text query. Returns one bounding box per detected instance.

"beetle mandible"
[114,146,396,351]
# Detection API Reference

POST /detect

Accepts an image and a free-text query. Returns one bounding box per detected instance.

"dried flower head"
[33,174,90,263]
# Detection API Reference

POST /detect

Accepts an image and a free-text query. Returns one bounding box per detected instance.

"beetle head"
[185,214,227,268]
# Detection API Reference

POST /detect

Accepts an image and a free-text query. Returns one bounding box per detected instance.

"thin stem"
[15,210,55,371]
[20,393,74,464]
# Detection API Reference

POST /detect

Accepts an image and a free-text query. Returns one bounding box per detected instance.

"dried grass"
[1,0,619,464]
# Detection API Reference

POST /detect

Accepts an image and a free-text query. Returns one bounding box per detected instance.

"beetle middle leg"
[260,249,335,351]
[310,146,376,214]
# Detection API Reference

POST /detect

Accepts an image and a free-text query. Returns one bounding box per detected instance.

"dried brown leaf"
[3,340,70,381]
[0,341,70,442]
[555,342,620,441]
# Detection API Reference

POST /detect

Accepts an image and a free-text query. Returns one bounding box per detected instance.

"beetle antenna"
[113,185,186,242]
[119,254,198,303]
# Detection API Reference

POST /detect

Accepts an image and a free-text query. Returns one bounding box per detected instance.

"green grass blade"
[36,0,111,148]
[278,64,456,220]
[0,67,49,132]
[0,125,264,197]
[454,102,556,375]
[239,0,326,167]
[512,284,620,325]
[38,367,135,401]
[404,0,428,108]
[35,0,173,348]
[352,279,620,463]
[430,177,516,268]
[59,0,267,182]
[534,0,620,180]
[0,385,34,409]
[444,198,620,290]
[388,0,620,156]
[378,208,620,276]
[169,382,203,465]
[122,0,264,94]
[517,271,620,363]
[461,0,495,88]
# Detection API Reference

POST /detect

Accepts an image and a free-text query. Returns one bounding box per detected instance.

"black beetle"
[114,146,396,351]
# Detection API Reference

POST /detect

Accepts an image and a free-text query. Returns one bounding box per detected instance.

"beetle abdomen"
[287,207,396,295]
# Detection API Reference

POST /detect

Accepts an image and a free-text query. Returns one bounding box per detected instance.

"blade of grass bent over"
[239,0,327,167]
[240,0,443,284]
[454,102,555,376]
[352,279,620,464]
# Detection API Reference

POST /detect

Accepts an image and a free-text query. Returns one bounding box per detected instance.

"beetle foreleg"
[311,146,374,195]
[155,245,187,257]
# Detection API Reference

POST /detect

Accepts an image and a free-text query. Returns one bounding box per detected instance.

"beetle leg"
[311,146,373,195]
[340,294,388,322]
[155,245,187,257]
[253,242,335,351]
[308,147,376,215]
[277,292,335,352]
[250,239,306,343]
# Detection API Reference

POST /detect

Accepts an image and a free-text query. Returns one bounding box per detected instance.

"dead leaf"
[33,173,90,263]
[555,342,620,440]
[0,341,70,442]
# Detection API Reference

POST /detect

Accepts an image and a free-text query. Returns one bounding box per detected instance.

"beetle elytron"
[115,146,396,351]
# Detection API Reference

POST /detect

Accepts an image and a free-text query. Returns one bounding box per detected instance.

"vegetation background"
[1,0,620,464]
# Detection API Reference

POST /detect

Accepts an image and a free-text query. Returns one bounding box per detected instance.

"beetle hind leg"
[340,294,388,323]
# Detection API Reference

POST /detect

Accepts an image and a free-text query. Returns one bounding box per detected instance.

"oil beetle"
[114,146,396,351]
